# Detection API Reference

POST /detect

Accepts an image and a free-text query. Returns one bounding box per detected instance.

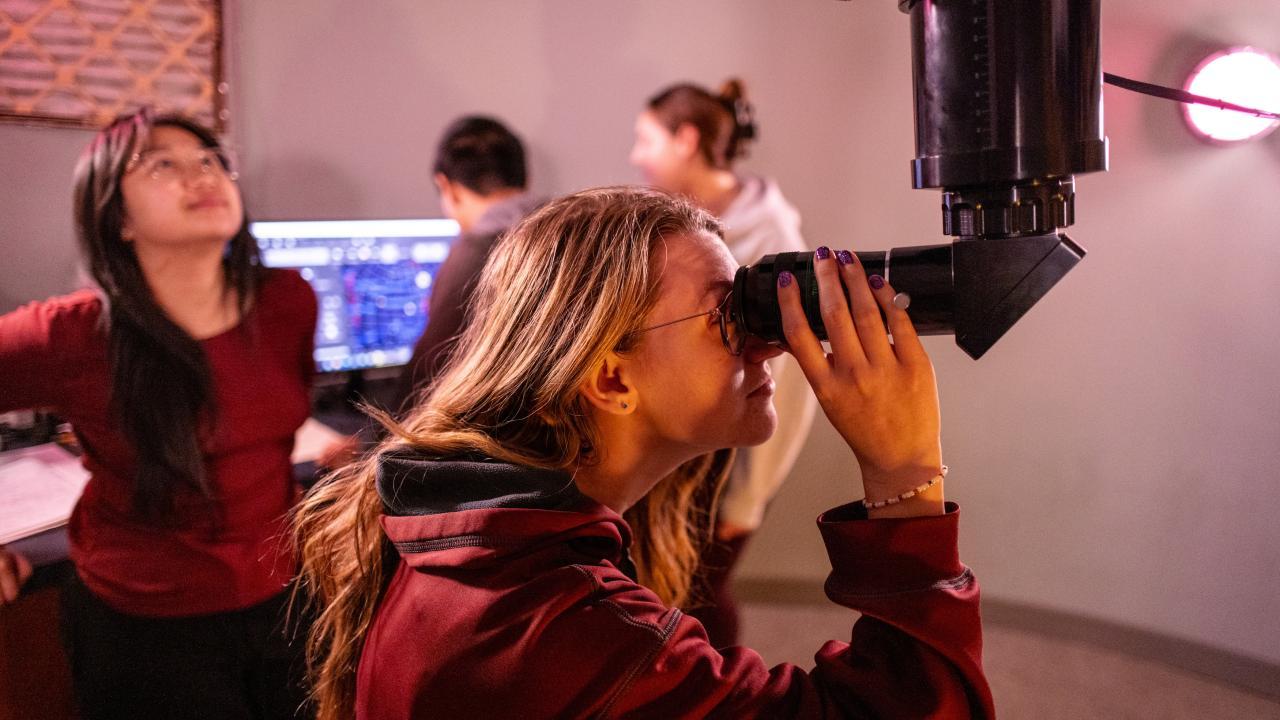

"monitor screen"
[251,219,459,373]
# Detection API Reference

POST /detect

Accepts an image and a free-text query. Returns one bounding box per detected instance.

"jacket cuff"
[817,501,965,602]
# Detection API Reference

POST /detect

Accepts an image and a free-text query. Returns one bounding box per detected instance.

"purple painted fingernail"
[836,250,854,265]
[778,271,794,288]
[869,274,885,290]
[815,246,831,261]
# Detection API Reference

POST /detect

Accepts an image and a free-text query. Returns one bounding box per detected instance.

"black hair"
[433,116,528,195]
[72,108,264,522]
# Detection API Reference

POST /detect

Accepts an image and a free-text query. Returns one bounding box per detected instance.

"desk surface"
[3,375,392,569]
[7,526,67,570]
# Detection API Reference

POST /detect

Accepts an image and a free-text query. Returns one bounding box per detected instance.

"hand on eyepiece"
[777,248,944,517]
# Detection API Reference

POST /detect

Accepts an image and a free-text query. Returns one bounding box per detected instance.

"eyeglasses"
[629,291,747,356]
[125,148,236,183]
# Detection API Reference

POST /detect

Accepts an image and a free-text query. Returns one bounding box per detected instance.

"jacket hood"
[375,448,632,573]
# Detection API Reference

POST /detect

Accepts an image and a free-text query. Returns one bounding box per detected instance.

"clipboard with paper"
[0,443,89,545]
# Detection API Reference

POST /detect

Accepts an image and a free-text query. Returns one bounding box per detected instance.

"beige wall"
[0,124,91,312]
[2,0,1277,665]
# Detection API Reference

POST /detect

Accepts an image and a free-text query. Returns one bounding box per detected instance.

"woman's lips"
[747,378,775,398]
[188,197,227,210]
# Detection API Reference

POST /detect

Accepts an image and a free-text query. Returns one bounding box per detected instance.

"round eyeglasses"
[629,291,747,356]
[125,147,237,183]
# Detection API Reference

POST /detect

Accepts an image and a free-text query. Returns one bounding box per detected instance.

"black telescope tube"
[733,229,1083,360]
[732,247,955,344]
[747,1,1108,360]
[903,0,1107,192]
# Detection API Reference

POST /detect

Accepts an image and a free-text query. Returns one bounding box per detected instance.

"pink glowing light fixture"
[1183,48,1280,143]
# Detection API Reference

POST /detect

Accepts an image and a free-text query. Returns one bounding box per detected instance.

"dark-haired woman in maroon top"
[0,109,316,719]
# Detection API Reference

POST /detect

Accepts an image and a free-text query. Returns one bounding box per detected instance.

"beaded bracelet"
[861,465,949,509]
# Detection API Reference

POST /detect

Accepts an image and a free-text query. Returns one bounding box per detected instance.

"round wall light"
[1183,47,1280,143]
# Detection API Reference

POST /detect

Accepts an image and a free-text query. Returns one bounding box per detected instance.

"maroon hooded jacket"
[356,451,994,719]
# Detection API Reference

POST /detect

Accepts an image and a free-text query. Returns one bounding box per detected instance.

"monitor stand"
[311,368,404,435]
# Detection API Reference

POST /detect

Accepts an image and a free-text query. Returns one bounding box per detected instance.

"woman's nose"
[742,334,785,363]
[185,167,219,189]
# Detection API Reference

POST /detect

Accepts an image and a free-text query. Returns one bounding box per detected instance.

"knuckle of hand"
[814,386,838,407]
[850,372,878,395]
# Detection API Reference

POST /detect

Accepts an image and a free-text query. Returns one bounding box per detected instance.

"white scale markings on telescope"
[969,1,992,140]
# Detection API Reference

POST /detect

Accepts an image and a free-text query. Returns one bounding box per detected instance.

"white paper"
[0,444,90,545]
[0,420,343,544]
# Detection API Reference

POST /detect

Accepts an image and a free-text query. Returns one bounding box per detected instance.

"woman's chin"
[735,407,779,448]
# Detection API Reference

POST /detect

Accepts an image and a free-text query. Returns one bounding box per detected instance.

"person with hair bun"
[630,78,818,647]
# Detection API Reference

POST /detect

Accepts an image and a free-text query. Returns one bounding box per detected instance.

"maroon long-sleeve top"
[0,269,316,617]
[357,452,995,719]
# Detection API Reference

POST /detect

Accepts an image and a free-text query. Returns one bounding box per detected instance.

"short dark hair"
[433,116,527,195]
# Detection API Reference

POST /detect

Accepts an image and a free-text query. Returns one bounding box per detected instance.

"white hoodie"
[718,175,819,530]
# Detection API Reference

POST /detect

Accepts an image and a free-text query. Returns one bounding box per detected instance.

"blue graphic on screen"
[251,219,459,372]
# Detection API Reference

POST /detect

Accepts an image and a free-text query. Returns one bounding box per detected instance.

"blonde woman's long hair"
[293,186,735,720]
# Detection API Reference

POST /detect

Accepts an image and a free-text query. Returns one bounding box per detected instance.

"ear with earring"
[620,401,629,410]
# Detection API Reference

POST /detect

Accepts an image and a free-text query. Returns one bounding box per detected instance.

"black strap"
[1104,71,1280,121]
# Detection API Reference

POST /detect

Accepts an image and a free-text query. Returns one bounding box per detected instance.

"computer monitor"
[251,219,459,373]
